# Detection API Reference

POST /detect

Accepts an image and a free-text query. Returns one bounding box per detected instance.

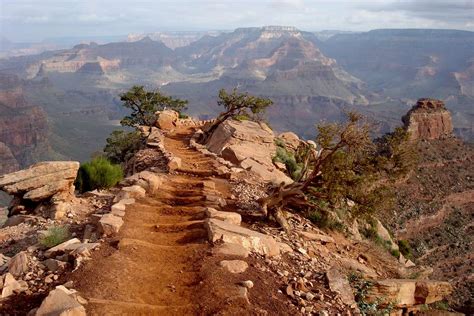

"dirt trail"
[74,127,222,315]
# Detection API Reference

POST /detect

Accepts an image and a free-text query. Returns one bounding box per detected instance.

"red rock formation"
[403,98,453,140]
[0,73,49,173]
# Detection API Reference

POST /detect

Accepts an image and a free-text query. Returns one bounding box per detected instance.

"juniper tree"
[201,88,273,142]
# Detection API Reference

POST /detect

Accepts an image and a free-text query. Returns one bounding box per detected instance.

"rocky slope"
[382,101,474,313]
[0,112,457,315]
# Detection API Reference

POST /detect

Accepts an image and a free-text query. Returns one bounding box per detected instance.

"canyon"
[0,26,472,198]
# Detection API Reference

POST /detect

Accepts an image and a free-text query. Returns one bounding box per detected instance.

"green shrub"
[273,144,303,180]
[104,130,143,164]
[398,239,413,259]
[390,249,401,258]
[75,157,123,193]
[308,209,344,231]
[39,226,70,248]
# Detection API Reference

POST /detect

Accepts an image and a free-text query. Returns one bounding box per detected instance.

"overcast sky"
[1,0,473,42]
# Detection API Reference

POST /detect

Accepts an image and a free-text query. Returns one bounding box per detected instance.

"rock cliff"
[402,98,453,140]
[0,73,50,173]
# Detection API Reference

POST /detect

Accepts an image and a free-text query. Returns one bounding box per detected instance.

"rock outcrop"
[0,161,79,219]
[403,98,453,140]
[204,120,292,185]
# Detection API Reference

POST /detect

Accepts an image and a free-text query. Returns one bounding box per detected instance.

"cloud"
[364,0,474,25]
[270,0,305,9]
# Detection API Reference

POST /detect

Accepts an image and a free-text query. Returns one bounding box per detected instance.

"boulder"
[8,251,29,277]
[121,185,146,199]
[240,158,293,185]
[0,161,79,202]
[44,238,81,257]
[326,266,356,306]
[36,287,86,316]
[205,218,280,257]
[1,273,28,299]
[205,120,293,185]
[375,219,399,251]
[414,280,453,304]
[168,157,182,171]
[214,243,250,258]
[277,132,301,151]
[220,260,249,273]
[366,279,452,307]
[42,259,68,272]
[403,98,453,140]
[99,214,124,235]
[340,258,378,279]
[205,208,241,225]
[156,110,179,130]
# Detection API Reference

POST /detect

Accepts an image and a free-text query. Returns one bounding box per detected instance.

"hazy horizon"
[1,0,473,42]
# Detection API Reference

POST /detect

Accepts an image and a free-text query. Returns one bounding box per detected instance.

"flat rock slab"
[299,231,335,243]
[220,260,248,273]
[44,238,81,257]
[206,208,241,225]
[0,161,79,201]
[205,218,280,257]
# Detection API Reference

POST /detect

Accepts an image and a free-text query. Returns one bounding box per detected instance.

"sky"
[1,0,473,42]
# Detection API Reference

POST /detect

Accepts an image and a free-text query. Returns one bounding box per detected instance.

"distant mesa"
[403,98,453,140]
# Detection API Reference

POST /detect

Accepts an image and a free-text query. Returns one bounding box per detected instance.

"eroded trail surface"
[75,127,222,315]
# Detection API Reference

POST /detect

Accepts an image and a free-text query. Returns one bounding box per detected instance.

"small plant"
[349,273,395,315]
[308,209,344,231]
[39,226,70,248]
[398,239,413,259]
[390,249,401,258]
[75,157,123,193]
[432,300,450,311]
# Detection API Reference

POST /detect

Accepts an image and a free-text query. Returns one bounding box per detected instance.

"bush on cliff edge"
[75,157,123,193]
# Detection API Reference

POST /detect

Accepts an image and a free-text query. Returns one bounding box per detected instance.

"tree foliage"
[259,112,418,231]
[201,88,273,142]
[75,157,123,193]
[104,130,143,164]
[119,85,188,128]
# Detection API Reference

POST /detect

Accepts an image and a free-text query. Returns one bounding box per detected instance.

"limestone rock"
[205,218,280,257]
[205,120,293,185]
[205,207,241,225]
[299,231,334,244]
[120,185,146,199]
[414,280,453,304]
[8,251,29,277]
[366,279,452,307]
[375,219,399,251]
[44,238,81,257]
[326,266,356,306]
[240,158,292,185]
[1,273,28,299]
[214,243,250,258]
[42,259,68,272]
[220,260,249,273]
[340,258,378,279]
[36,287,86,316]
[0,161,79,202]
[168,157,182,171]
[278,132,301,150]
[156,110,179,130]
[99,214,124,235]
[403,98,453,140]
